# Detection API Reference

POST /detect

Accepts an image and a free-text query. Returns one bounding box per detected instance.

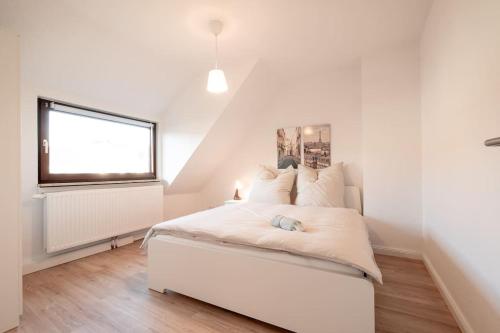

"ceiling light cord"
[206,19,228,93]
[214,34,219,69]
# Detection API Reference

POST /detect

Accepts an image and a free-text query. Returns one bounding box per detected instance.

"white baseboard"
[372,244,422,260]
[423,254,474,333]
[23,234,144,275]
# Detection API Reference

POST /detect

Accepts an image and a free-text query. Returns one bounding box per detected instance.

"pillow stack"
[248,162,345,208]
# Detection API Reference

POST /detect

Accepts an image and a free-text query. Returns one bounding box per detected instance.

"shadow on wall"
[425,234,500,333]
[364,216,421,252]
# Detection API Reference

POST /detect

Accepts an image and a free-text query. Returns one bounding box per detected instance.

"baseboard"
[372,245,422,260]
[23,234,144,275]
[423,254,474,333]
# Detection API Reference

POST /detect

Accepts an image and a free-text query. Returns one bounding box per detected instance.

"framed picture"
[277,127,301,169]
[303,124,331,169]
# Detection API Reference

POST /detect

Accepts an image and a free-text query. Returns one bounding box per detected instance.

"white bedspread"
[143,202,382,284]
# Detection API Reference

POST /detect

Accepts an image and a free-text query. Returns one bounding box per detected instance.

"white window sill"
[35,179,163,196]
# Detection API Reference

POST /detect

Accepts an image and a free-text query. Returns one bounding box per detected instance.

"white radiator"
[43,185,163,253]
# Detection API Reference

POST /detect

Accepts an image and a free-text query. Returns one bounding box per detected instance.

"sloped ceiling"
[161,58,258,185]
[166,60,280,193]
[0,0,432,117]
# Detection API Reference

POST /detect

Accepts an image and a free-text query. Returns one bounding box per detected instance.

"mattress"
[154,234,363,278]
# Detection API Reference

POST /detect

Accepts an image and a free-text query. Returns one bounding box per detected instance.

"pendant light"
[207,20,228,93]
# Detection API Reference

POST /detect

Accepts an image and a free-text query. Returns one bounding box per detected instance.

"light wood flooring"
[12,242,461,333]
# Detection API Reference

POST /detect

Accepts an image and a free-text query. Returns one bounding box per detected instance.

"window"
[38,98,157,184]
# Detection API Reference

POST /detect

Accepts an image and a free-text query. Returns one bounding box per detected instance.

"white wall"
[421,0,500,332]
[201,64,363,207]
[17,37,163,270]
[362,41,422,253]
[163,193,208,220]
[200,52,423,254]
[0,28,21,331]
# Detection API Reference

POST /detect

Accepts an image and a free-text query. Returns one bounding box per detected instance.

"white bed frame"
[147,186,374,333]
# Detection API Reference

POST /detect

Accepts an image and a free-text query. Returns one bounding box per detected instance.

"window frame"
[38,98,157,185]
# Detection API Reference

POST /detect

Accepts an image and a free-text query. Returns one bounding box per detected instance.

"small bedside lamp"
[233,180,242,200]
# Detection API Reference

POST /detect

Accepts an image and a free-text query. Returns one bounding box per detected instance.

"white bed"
[146,186,379,333]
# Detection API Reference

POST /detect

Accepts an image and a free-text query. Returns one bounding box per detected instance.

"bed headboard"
[344,186,362,214]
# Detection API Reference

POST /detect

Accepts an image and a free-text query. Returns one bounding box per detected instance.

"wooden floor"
[12,242,461,333]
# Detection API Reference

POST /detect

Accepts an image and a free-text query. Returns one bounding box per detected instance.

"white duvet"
[143,202,382,284]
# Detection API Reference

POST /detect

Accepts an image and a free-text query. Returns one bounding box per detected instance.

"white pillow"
[295,163,345,208]
[248,165,296,204]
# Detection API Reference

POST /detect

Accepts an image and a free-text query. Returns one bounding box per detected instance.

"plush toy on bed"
[271,215,305,232]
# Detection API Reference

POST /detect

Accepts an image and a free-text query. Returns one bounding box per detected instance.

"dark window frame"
[38,98,157,184]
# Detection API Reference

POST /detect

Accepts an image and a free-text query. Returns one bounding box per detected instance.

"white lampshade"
[207,69,228,93]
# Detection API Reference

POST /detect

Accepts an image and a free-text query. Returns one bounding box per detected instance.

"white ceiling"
[0,0,432,115]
